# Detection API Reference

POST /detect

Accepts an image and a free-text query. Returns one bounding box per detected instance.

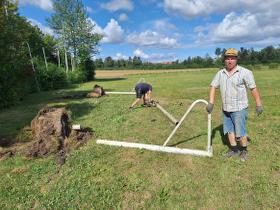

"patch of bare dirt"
[27,107,70,158]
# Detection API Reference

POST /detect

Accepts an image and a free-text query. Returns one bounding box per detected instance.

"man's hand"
[206,103,214,114]
[256,106,263,116]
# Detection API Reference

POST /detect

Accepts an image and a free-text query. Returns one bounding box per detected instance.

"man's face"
[224,56,237,71]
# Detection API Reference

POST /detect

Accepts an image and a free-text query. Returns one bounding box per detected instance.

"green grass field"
[0,68,279,209]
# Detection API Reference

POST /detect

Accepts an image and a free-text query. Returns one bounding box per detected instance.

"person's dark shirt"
[135,83,152,98]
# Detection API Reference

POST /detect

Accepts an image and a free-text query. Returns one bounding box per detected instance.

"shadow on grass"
[211,124,228,146]
[58,89,121,100]
[168,133,206,147]
[94,78,127,82]
[52,101,98,120]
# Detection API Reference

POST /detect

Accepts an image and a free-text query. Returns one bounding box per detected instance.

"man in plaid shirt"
[206,48,263,161]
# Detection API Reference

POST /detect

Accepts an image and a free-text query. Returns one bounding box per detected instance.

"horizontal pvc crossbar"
[96,139,212,157]
[105,91,135,95]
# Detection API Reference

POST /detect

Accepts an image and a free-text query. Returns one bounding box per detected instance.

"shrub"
[68,68,86,84]
[34,58,68,90]
[79,58,95,81]
[0,64,27,108]
[47,64,68,89]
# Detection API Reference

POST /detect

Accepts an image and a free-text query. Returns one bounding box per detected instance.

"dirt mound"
[1,107,93,165]
[27,107,70,157]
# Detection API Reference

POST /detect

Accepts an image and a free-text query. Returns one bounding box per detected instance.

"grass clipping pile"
[1,107,93,165]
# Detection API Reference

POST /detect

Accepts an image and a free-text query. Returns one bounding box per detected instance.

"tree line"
[0,0,101,109]
[95,46,280,70]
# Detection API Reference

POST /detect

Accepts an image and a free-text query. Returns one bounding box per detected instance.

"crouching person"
[129,83,153,109]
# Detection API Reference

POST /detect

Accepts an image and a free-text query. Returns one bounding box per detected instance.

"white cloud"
[119,13,128,21]
[164,0,214,18]
[212,12,258,42]
[90,18,125,44]
[114,53,127,60]
[153,19,176,31]
[89,19,104,35]
[103,19,125,43]
[101,0,133,12]
[133,49,176,61]
[163,0,280,19]
[195,10,280,45]
[164,0,280,45]
[127,30,179,49]
[19,0,53,11]
[133,49,149,59]
[28,18,53,35]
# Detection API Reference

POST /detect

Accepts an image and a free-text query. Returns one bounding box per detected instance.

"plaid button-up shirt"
[210,65,256,112]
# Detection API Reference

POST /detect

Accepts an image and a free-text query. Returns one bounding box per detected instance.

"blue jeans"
[223,108,248,138]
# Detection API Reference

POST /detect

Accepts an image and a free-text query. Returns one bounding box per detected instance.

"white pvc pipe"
[96,139,212,157]
[105,91,135,95]
[207,112,212,153]
[156,103,179,125]
[163,99,211,154]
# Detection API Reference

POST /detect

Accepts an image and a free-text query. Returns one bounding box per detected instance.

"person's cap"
[224,48,238,57]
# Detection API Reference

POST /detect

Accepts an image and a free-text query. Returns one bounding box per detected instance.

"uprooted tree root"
[0,107,93,165]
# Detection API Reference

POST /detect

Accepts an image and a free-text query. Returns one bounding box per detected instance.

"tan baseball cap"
[224,48,238,57]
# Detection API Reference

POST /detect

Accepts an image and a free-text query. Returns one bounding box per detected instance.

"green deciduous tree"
[47,0,101,66]
[104,56,114,68]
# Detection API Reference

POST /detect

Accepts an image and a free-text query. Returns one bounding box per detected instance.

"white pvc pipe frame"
[105,91,135,95]
[97,99,213,157]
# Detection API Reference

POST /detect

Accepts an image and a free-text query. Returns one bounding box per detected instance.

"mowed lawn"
[0,68,279,209]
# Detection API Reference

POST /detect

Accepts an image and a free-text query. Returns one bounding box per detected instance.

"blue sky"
[18,0,280,62]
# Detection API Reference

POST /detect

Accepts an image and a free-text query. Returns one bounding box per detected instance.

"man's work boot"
[224,149,239,158]
[240,150,248,162]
